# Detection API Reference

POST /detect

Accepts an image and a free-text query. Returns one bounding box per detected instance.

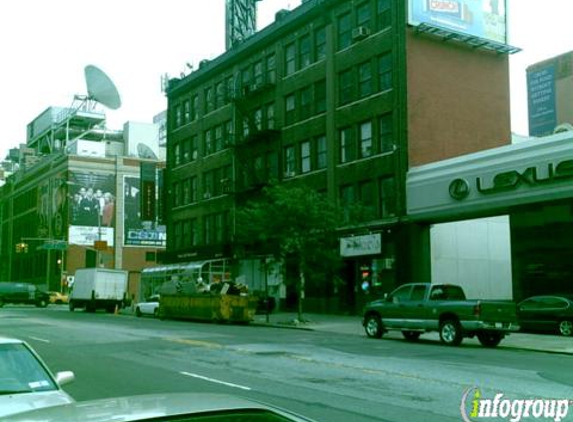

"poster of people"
[124,175,166,247]
[68,171,116,246]
[36,173,69,239]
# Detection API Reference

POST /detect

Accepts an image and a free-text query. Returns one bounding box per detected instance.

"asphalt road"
[1,305,572,422]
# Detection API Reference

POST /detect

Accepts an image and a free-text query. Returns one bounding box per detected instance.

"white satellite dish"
[137,143,158,160]
[84,65,122,110]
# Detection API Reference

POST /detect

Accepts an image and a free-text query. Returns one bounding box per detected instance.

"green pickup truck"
[362,283,520,347]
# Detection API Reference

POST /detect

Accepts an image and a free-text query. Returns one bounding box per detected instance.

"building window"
[174,142,181,166]
[204,87,213,114]
[337,12,352,50]
[183,100,190,123]
[301,141,311,173]
[359,180,376,218]
[285,43,296,76]
[174,221,183,249]
[191,94,198,120]
[284,145,296,177]
[268,150,279,180]
[380,176,396,217]
[285,94,296,125]
[266,103,275,129]
[300,86,312,120]
[314,80,326,114]
[377,0,391,31]
[340,184,356,221]
[226,76,234,104]
[379,113,394,153]
[174,105,182,128]
[203,171,214,199]
[315,26,326,61]
[183,178,191,204]
[340,127,356,163]
[379,52,393,91]
[224,120,233,146]
[204,215,212,245]
[253,60,263,86]
[241,66,250,89]
[204,130,213,155]
[360,121,373,158]
[182,138,191,163]
[215,82,225,109]
[266,54,276,84]
[339,69,354,105]
[254,108,263,131]
[299,34,311,69]
[358,61,373,98]
[189,218,198,246]
[214,125,224,152]
[357,2,372,29]
[316,135,327,169]
[191,135,199,160]
[254,155,265,183]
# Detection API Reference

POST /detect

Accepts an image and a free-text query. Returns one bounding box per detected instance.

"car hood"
[2,393,315,422]
[0,390,75,418]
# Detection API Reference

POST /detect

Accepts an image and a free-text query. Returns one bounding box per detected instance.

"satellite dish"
[137,143,158,160]
[553,123,573,134]
[84,65,122,110]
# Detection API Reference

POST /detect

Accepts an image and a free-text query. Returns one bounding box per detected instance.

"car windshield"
[0,343,57,394]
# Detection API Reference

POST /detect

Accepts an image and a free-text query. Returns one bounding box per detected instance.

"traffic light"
[15,242,28,253]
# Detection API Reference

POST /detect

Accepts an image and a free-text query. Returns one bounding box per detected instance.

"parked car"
[135,294,160,318]
[516,294,573,336]
[0,337,75,418]
[47,291,68,305]
[0,282,50,308]
[363,283,520,347]
[2,392,318,422]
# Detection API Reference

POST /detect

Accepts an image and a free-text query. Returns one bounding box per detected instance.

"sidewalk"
[253,312,573,355]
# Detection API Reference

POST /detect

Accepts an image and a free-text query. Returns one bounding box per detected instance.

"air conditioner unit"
[203,192,212,199]
[352,26,370,41]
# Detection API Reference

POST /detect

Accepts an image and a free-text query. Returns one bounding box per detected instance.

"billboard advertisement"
[68,171,116,246]
[36,172,69,240]
[527,63,557,137]
[409,0,507,44]
[124,176,166,247]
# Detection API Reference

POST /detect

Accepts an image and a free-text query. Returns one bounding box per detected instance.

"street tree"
[235,184,343,321]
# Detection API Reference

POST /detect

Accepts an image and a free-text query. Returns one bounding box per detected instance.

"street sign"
[37,242,68,251]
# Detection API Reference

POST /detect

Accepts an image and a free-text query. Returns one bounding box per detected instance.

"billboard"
[124,176,166,247]
[36,172,69,239]
[68,171,116,246]
[409,0,507,44]
[527,63,557,137]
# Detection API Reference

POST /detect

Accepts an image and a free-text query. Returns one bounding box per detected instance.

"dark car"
[517,294,573,336]
[0,282,50,308]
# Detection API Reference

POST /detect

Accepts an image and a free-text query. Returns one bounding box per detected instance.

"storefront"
[407,131,573,300]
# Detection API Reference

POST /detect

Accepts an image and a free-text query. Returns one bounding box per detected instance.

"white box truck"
[69,268,128,313]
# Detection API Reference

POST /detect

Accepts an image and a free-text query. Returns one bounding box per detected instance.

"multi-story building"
[0,105,166,297]
[165,0,515,313]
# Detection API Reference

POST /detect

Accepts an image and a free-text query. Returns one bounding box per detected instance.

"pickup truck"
[362,283,520,347]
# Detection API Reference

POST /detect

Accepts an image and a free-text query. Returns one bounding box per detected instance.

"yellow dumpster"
[159,293,258,323]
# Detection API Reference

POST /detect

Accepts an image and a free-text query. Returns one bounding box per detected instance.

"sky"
[0,0,571,161]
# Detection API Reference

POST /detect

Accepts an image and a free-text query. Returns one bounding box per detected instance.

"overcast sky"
[0,0,571,160]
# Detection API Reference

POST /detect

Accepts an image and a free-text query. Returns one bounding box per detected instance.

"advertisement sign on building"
[124,176,166,247]
[340,234,382,257]
[527,63,557,137]
[67,171,116,246]
[408,0,507,44]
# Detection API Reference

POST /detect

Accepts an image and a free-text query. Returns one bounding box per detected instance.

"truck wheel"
[439,319,463,346]
[135,307,142,317]
[69,301,75,312]
[559,320,573,336]
[477,331,503,347]
[364,314,383,339]
[36,299,48,308]
[402,331,421,341]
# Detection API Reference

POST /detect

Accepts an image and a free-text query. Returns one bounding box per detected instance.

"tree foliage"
[235,184,343,320]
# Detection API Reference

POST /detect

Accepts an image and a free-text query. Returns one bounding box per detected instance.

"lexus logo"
[449,178,470,200]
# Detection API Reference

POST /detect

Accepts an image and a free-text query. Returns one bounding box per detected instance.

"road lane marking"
[28,336,50,343]
[164,338,222,348]
[180,371,251,391]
